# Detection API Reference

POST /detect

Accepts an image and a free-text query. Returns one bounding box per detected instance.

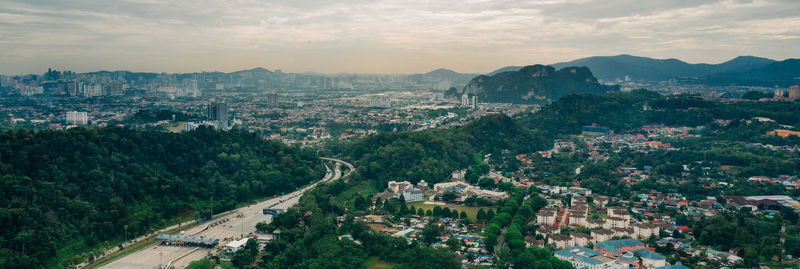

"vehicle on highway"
[263,208,284,215]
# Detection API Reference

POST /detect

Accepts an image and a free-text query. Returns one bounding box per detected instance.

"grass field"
[366,256,394,269]
[407,201,494,222]
[167,121,186,133]
[337,180,379,201]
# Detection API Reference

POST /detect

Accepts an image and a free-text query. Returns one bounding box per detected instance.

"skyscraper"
[265,93,278,108]
[789,85,800,98]
[207,101,228,128]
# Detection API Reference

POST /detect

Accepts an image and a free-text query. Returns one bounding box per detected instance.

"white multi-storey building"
[66,111,88,125]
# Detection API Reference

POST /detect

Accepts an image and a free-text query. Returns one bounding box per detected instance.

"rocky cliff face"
[446,65,619,103]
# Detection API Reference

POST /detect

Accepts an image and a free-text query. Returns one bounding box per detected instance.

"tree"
[255,222,274,233]
[418,208,425,216]
[445,237,461,252]
[486,209,495,220]
[186,259,215,269]
[517,204,533,219]
[232,239,259,268]
[460,211,468,220]
[442,207,451,218]
[422,223,443,245]
[477,208,486,222]
[433,206,442,217]
[478,177,496,189]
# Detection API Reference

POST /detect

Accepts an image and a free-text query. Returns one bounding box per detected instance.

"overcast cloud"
[0,0,798,74]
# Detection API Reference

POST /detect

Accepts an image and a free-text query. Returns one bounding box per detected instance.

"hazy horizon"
[1,0,799,75]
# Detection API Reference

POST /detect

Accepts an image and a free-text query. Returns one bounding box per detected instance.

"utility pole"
[159,252,163,269]
[210,196,214,219]
[124,225,128,245]
[780,220,786,265]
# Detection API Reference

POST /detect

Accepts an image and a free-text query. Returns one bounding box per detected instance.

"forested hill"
[519,89,800,137]
[345,114,548,187]
[447,65,619,104]
[0,127,324,268]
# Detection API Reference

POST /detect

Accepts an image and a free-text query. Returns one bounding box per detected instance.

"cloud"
[0,0,798,74]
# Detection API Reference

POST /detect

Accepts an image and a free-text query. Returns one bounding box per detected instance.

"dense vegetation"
[0,127,324,268]
[344,113,548,187]
[125,109,200,123]
[4,89,800,268]
[688,208,800,267]
[447,65,619,103]
[237,172,463,269]
[519,89,800,137]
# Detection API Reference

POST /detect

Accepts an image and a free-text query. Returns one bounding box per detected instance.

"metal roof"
[157,234,219,244]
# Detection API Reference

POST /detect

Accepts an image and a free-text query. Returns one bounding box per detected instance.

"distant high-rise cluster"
[369,95,392,108]
[460,93,478,108]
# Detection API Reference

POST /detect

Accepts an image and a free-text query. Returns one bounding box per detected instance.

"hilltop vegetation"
[344,113,548,186]
[0,127,324,268]
[446,65,618,103]
[519,89,800,136]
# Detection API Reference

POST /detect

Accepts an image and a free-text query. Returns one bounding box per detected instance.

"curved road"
[99,157,352,269]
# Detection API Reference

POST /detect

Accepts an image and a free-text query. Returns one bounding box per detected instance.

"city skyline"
[1,0,799,75]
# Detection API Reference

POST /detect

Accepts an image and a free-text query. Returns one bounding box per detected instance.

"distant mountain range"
[445,65,618,104]
[489,55,800,86]
[73,54,799,94]
[409,68,478,86]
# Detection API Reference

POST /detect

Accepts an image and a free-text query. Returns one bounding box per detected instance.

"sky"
[0,0,798,75]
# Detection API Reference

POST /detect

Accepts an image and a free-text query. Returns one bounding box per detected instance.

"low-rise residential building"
[388,180,413,193]
[524,236,545,248]
[433,181,473,193]
[611,228,633,238]
[605,217,629,229]
[608,207,631,221]
[633,223,660,239]
[400,188,424,202]
[549,234,574,249]
[537,209,558,226]
[594,195,609,208]
[537,225,559,236]
[587,218,605,229]
[591,229,615,243]
[573,233,592,247]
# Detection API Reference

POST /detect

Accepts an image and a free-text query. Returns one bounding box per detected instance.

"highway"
[99,157,352,269]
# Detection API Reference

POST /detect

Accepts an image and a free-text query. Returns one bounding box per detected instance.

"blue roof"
[453,235,482,241]
[635,249,666,260]
[618,253,637,262]
[657,262,691,269]
[555,246,604,265]
[595,238,645,254]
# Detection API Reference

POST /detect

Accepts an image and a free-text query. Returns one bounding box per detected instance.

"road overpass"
[98,157,351,269]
